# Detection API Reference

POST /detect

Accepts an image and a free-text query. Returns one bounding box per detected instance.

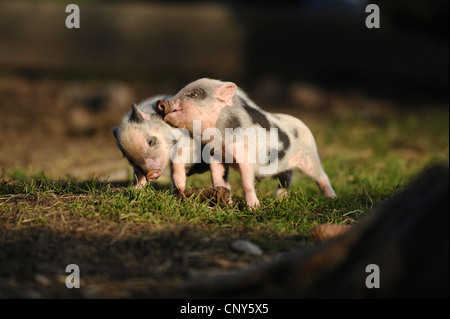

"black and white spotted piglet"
[156,78,336,208]
[112,96,219,193]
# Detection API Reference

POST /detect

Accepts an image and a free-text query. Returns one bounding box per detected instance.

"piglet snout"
[146,170,162,181]
[156,100,166,114]
[157,99,182,117]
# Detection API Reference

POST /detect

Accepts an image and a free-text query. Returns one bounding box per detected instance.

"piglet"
[157,78,336,208]
[112,96,223,193]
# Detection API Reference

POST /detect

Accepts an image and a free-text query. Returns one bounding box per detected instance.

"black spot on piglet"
[224,114,242,129]
[242,99,271,129]
[275,126,291,161]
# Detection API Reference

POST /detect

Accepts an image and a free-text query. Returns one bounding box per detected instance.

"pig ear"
[112,126,119,139]
[214,82,237,102]
[130,103,149,123]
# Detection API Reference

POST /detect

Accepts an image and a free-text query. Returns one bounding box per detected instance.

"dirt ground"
[0,210,276,298]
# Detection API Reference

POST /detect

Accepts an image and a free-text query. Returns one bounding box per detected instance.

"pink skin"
[133,160,163,188]
[289,150,336,198]
[171,161,186,194]
[210,161,230,189]
[316,175,336,199]
[146,171,161,181]
[134,170,147,188]
[238,162,259,208]
[143,156,164,181]
[122,128,167,188]
[164,100,222,132]
[133,142,187,193]
[158,78,237,133]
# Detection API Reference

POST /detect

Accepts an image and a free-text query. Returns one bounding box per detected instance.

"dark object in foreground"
[173,163,449,298]
[174,186,231,206]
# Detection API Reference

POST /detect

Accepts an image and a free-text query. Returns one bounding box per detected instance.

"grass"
[2,107,448,236]
[2,107,449,226]
[0,105,448,297]
[0,169,400,233]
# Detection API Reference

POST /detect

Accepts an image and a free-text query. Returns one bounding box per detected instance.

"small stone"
[231,240,263,256]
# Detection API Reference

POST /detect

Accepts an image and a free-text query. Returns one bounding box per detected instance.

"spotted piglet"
[156,78,336,208]
[112,95,223,193]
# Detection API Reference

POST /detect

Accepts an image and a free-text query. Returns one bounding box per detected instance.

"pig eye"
[147,137,157,147]
[186,88,204,99]
[187,92,199,98]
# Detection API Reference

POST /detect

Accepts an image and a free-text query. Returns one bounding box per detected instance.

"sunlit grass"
[1,107,448,251]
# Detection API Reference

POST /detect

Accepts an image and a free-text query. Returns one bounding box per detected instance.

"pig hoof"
[247,200,260,210]
[275,189,289,198]
[134,183,146,189]
[325,192,337,199]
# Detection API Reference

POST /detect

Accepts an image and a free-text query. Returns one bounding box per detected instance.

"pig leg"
[238,162,260,208]
[227,139,259,208]
[315,172,336,199]
[171,162,187,194]
[210,161,233,204]
[133,169,147,188]
[223,165,230,189]
[210,161,231,189]
[290,150,336,198]
[274,169,293,197]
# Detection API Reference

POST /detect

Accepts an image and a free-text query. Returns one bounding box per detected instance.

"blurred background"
[0,0,448,182]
